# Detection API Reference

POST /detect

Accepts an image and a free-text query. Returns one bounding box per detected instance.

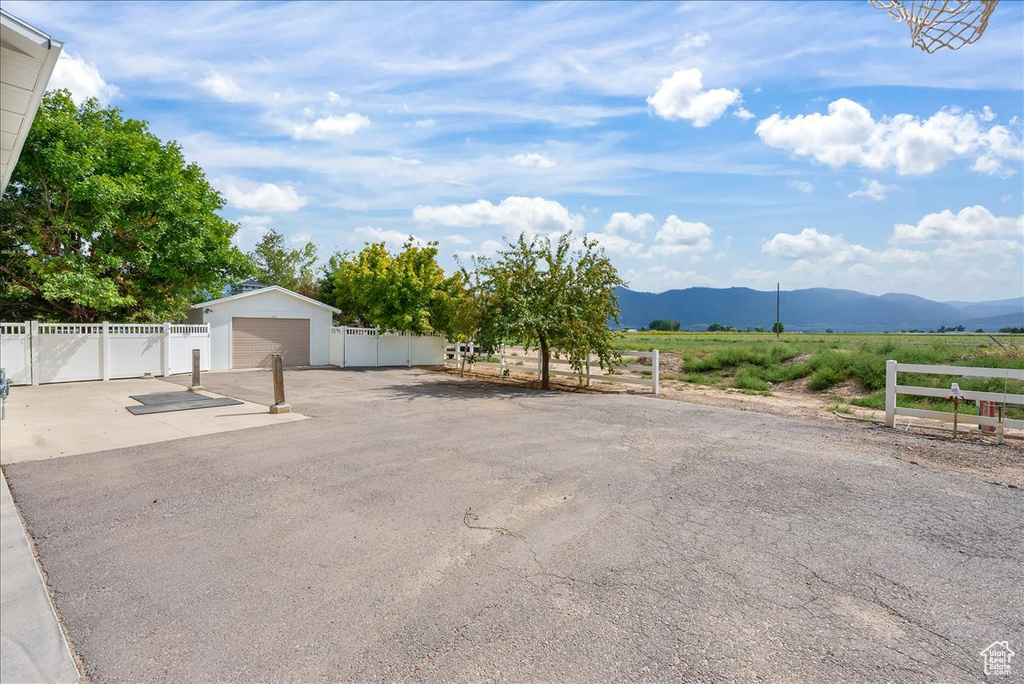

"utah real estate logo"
[980,641,1015,677]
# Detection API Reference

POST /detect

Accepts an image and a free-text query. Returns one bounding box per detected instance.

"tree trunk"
[538,335,550,390]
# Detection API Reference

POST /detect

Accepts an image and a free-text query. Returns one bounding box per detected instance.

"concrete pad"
[1,473,79,684]
[0,379,307,464]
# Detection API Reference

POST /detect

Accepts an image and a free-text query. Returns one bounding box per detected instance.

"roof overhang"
[191,285,342,314]
[1,10,63,193]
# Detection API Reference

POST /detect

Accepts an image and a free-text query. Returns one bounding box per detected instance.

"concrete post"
[101,322,110,381]
[652,349,660,396]
[270,353,290,414]
[30,321,39,386]
[885,359,897,428]
[188,349,203,392]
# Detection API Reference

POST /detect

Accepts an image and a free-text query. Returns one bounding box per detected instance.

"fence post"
[885,359,897,427]
[270,353,290,414]
[101,321,110,381]
[653,349,660,396]
[23,320,32,385]
[30,321,39,386]
[407,333,412,368]
[586,355,591,388]
[341,327,347,368]
[161,322,172,376]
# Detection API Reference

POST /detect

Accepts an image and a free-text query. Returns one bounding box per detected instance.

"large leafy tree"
[321,238,464,334]
[247,229,319,298]
[476,232,624,389]
[0,90,248,322]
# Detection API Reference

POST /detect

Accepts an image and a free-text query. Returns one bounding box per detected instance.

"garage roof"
[192,285,342,313]
[1,10,62,193]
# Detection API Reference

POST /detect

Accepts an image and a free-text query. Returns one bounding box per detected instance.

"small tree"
[649,319,681,331]
[772,321,785,334]
[322,238,462,334]
[476,232,624,390]
[248,229,319,297]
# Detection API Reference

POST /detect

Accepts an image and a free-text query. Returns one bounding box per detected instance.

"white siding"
[199,289,333,370]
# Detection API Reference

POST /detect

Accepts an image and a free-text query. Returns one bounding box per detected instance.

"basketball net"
[870,0,999,53]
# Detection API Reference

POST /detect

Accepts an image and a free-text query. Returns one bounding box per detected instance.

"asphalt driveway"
[4,368,1022,683]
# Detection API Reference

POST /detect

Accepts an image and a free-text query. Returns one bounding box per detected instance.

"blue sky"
[10,0,1024,301]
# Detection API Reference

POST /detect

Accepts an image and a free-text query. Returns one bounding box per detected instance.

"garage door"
[231,318,310,368]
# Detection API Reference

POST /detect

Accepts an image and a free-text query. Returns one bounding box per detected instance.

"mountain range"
[614,287,1024,333]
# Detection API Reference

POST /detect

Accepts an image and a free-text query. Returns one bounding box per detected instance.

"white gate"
[0,321,211,385]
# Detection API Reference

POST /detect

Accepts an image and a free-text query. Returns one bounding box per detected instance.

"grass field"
[614,332,1024,416]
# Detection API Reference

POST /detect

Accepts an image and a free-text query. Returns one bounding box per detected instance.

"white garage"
[188,286,340,370]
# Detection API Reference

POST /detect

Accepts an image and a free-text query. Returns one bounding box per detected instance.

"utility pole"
[776,282,780,340]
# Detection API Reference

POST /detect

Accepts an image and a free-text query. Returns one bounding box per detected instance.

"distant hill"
[614,287,1024,333]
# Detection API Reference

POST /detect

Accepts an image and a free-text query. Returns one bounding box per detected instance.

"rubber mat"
[126,391,244,415]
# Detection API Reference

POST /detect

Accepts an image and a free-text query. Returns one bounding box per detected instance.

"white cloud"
[326,91,349,106]
[646,68,741,127]
[507,153,556,168]
[624,266,718,291]
[388,155,422,165]
[980,106,996,122]
[892,206,1024,242]
[763,227,927,266]
[292,113,371,140]
[291,232,313,245]
[445,234,472,246]
[604,212,655,236]
[223,182,308,213]
[355,226,427,247]
[50,52,119,104]
[232,215,273,249]
[756,98,1023,176]
[763,228,847,259]
[674,32,711,51]
[584,232,647,257]
[653,215,714,255]
[200,72,243,101]
[413,196,585,236]
[788,180,815,194]
[733,107,755,121]
[847,178,896,201]
[414,118,436,128]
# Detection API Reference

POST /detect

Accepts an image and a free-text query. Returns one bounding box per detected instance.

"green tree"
[649,318,681,331]
[475,232,624,390]
[248,229,319,297]
[0,90,248,322]
[772,321,785,334]
[322,238,463,334]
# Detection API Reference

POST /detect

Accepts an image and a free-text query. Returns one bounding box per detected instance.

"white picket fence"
[446,344,660,394]
[0,321,211,386]
[884,360,1024,433]
[329,327,447,367]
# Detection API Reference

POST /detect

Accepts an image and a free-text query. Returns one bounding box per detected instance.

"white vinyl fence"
[446,344,660,394]
[0,321,210,386]
[329,327,447,367]
[884,360,1024,433]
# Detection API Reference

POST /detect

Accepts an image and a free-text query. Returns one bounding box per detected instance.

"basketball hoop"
[870,0,999,53]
